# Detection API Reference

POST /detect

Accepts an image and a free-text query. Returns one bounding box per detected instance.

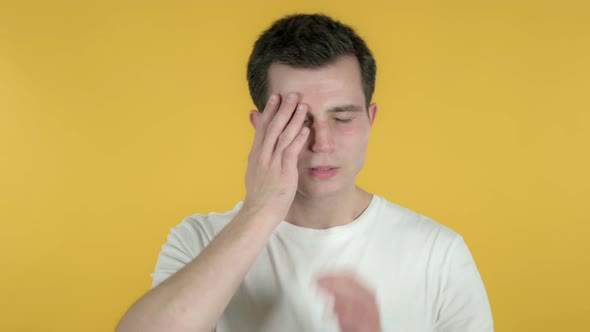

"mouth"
[306,166,339,179]
[310,167,337,170]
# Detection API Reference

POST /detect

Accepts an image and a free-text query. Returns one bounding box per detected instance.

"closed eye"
[335,118,353,123]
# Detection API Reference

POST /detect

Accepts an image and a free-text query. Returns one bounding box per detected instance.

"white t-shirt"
[151,195,494,332]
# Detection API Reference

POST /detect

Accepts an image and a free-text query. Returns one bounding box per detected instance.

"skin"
[116,55,380,332]
[318,274,381,332]
[251,55,378,230]
[251,55,381,331]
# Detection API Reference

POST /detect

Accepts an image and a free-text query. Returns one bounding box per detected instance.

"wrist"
[237,202,285,227]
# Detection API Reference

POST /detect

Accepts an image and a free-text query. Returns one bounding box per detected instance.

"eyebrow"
[325,104,364,114]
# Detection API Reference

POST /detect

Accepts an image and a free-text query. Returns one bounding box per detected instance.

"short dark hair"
[247,13,377,111]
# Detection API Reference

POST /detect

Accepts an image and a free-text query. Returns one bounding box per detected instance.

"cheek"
[339,125,357,135]
[336,128,370,169]
[336,122,371,146]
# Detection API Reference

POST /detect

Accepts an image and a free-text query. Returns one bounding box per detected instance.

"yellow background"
[1,0,588,331]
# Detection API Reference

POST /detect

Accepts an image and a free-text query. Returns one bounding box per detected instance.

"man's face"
[267,55,378,198]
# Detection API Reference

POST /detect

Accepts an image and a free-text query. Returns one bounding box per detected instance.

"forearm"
[116,208,280,332]
[117,92,307,332]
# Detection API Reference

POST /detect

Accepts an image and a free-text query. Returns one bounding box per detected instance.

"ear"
[368,103,378,126]
[249,110,260,129]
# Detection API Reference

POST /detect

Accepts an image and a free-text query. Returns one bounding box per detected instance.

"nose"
[309,121,335,153]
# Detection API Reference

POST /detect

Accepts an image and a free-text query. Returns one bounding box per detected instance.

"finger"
[261,92,300,158]
[332,301,353,328]
[328,295,362,332]
[317,275,369,300]
[317,275,354,291]
[274,103,308,153]
[329,290,375,332]
[258,94,281,129]
[318,275,381,332]
[317,274,361,286]
[251,94,281,165]
[282,125,309,169]
[253,94,281,150]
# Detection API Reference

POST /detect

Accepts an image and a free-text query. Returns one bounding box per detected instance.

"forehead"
[267,55,366,110]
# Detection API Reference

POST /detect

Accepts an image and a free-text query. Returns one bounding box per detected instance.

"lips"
[307,165,339,179]
[309,165,338,170]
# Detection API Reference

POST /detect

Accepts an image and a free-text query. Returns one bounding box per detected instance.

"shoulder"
[150,202,244,288]
[167,202,243,250]
[373,197,494,330]
[372,195,462,249]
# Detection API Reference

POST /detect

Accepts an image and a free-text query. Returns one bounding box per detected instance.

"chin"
[296,180,350,199]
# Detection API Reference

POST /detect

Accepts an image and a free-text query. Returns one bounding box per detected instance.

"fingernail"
[287,94,296,102]
[269,94,277,103]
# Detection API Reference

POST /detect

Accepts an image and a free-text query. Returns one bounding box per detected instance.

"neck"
[285,186,372,229]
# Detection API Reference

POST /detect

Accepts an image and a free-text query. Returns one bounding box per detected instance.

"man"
[116,14,494,332]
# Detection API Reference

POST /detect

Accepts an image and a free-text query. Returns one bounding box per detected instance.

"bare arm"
[116,93,309,332]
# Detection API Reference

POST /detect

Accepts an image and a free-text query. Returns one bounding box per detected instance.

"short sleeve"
[150,217,212,289]
[435,236,494,332]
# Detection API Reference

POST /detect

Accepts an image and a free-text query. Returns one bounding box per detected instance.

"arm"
[116,93,310,332]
